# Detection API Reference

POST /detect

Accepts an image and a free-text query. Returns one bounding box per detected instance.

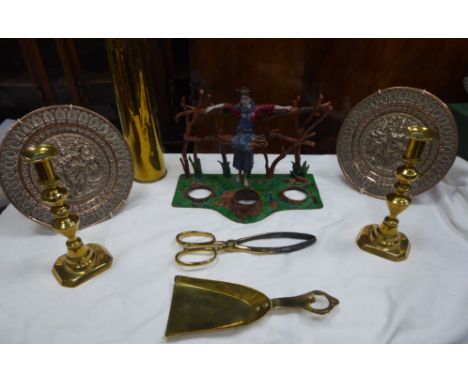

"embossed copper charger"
[337,87,458,198]
[0,105,134,228]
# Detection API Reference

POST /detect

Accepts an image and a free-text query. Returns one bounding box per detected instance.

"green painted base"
[52,244,113,287]
[356,224,410,262]
[172,174,323,223]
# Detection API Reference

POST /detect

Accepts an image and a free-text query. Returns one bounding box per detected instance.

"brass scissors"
[175,231,316,267]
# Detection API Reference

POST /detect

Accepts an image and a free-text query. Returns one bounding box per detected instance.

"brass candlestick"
[356,126,433,261]
[21,144,113,287]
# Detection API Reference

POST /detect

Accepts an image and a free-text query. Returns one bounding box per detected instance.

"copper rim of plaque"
[336,86,459,198]
[0,105,134,229]
[279,186,308,205]
[184,184,216,203]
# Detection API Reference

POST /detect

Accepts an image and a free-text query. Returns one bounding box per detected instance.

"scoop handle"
[270,290,339,315]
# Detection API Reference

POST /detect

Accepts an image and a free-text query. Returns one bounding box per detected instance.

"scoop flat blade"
[165,276,270,337]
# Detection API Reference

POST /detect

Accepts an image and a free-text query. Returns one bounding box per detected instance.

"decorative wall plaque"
[337,87,458,198]
[0,105,134,228]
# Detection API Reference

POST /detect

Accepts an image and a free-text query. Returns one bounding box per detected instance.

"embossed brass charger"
[357,126,433,261]
[337,87,458,198]
[165,276,339,337]
[21,144,112,287]
[0,105,133,228]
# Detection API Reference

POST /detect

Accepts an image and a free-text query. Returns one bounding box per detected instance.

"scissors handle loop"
[176,231,216,247]
[175,247,218,267]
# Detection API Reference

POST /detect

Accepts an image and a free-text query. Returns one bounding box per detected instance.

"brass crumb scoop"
[21,144,113,287]
[165,276,339,337]
[356,126,433,261]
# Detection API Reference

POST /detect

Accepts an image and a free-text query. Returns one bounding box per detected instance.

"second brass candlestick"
[356,126,433,261]
[21,144,113,287]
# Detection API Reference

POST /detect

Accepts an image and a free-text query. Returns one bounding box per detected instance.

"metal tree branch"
[265,96,333,178]
[175,89,207,177]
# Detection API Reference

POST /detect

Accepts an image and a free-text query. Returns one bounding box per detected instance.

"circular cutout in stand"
[280,187,308,204]
[184,184,215,203]
[232,188,262,218]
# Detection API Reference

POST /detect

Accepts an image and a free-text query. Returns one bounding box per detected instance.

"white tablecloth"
[0,153,467,343]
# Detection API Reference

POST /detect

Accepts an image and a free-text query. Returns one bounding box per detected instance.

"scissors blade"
[234,232,316,254]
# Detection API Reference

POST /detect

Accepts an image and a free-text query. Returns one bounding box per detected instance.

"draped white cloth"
[0,153,467,343]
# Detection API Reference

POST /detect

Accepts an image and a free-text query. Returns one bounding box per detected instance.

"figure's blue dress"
[223,103,274,173]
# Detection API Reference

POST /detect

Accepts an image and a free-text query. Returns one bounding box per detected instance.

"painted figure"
[205,87,292,186]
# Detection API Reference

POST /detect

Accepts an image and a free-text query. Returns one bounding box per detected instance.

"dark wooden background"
[1,38,467,154]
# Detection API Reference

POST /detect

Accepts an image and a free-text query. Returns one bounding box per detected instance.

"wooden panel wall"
[2,39,467,154]
[185,38,468,153]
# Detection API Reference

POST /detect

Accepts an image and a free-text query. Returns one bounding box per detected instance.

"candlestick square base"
[356,224,410,262]
[52,244,113,287]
